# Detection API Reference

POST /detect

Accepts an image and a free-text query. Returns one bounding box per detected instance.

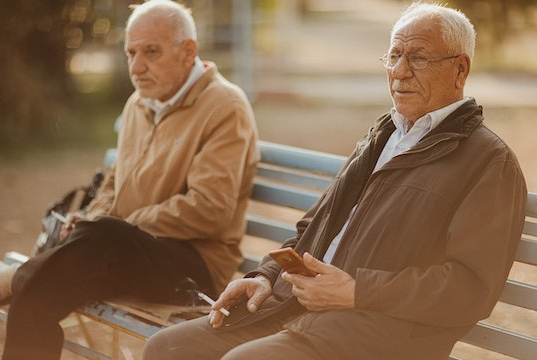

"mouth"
[133,77,154,87]
[393,89,416,96]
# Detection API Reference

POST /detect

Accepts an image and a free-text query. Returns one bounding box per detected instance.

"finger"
[303,252,331,274]
[212,290,236,310]
[208,310,225,329]
[281,271,307,288]
[246,286,269,312]
[212,280,247,310]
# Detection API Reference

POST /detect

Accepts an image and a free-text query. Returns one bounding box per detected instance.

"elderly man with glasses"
[142,3,527,360]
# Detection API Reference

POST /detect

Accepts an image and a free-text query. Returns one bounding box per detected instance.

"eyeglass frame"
[379,53,460,71]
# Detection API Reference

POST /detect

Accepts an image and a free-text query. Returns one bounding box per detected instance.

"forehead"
[390,19,445,52]
[125,16,174,48]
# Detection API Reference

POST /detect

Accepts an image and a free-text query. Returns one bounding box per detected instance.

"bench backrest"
[248,141,537,360]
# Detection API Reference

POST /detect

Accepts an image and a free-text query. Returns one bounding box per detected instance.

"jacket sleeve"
[353,156,527,327]
[123,100,257,240]
[249,150,359,284]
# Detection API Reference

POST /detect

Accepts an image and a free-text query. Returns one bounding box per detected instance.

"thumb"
[303,252,330,274]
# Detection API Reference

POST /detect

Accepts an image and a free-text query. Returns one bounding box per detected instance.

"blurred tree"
[448,0,537,67]
[0,0,131,153]
[0,0,73,150]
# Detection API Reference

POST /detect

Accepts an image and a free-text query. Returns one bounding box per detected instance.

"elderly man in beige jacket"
[0,1,258,359]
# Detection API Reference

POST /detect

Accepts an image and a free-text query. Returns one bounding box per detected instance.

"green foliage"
[0,0,130,154]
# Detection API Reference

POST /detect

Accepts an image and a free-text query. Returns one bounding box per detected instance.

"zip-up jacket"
[86,62,259,293]
[230,99,526,359]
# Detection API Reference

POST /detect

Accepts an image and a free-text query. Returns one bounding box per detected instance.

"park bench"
[1,140,536,359]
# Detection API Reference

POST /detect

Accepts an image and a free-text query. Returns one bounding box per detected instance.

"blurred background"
[0,0,536,357]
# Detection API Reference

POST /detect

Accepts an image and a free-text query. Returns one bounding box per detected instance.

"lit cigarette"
[51,211,68,224]
[198,292,230,316]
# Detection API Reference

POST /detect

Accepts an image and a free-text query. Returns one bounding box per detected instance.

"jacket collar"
[135,62,218,123]
[370,98,483,172]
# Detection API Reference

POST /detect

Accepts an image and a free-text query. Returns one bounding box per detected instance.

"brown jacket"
[233,99,526,359]
[87,62,259,293]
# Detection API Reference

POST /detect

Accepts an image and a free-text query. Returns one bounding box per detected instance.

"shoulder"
[202,66,250,108]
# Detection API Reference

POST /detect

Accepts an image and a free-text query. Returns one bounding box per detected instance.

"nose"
[390,55,413,79]
[129,54,146,75]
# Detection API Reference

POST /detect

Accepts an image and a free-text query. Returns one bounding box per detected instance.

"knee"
[68,216,132,244]
[143,317,223,360]
[142,331,173,360]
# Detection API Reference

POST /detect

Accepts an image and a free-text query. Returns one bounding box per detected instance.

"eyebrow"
[389,43,428,54]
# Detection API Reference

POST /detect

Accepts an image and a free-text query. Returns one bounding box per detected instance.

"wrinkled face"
[387,19,465,122]
[125,17,195,101]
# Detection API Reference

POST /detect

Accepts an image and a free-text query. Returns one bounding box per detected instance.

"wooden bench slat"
[258,140,346,176]
[62,339,112,360]
[251,180,321,211]
[461,321,537,360]
[515,237,537,266]
[256,163,333,191]
[499,279,537,311]
[246,214,295,242]
[526,192,537,218]
[522,219,537,238]
[103,148,117,169]
[238,254,261,274]
[79,302,166,339]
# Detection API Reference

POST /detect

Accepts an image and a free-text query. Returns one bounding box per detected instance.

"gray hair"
[126,0,197,43]
[392,2,476,59]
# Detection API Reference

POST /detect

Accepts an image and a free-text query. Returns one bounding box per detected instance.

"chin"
[138,90,158,99]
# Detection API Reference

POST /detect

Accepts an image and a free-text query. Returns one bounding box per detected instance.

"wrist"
[255,274,272,287]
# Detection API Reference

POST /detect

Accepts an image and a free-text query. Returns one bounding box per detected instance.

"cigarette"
[198,292,230,316]
[51,211,68,224]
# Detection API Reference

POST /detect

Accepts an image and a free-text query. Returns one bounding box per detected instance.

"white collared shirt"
[322,97,470,264]
[141,57,206,124]
[374,97,470,172]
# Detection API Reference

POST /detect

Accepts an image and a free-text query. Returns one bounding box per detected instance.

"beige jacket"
[87,62,259,293]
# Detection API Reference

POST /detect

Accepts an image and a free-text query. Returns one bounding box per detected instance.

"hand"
[208,275,272,329]
[59,213,85,242]
[281,252,355,311]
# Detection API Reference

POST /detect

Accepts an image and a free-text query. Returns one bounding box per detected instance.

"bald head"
[126,0,197,45]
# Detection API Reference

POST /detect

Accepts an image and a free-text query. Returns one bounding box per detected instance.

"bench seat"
[1,141,536,360]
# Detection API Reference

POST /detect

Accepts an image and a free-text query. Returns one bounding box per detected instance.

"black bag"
[31,169,105,256]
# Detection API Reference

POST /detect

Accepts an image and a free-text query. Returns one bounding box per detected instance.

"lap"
[143,314,310,360]
[13,216,215,305]
[143,309,464,360]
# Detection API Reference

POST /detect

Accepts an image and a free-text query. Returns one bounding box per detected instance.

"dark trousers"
[2,216,215,360]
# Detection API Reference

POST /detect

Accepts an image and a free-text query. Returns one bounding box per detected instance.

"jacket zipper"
[333,135,461,265]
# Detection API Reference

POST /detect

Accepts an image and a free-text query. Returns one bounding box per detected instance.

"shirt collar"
[141,57,206,119]
[390,97,471,135]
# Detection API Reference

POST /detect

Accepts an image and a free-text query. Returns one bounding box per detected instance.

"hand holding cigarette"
[198,292,230,316]
[51,210,68,223]
[53,211,84,242]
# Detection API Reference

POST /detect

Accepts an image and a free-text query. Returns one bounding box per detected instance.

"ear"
[455,54,471,89]
[181,39,199,64]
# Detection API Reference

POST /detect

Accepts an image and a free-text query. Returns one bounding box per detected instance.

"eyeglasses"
[379,53,460,70]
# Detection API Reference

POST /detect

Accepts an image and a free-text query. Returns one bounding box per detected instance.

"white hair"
[126,0,197,43]
[392,2,476,59]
